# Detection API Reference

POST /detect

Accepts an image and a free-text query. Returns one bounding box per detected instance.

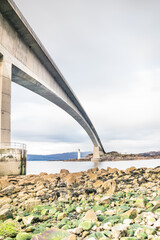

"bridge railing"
[0,142,26,150]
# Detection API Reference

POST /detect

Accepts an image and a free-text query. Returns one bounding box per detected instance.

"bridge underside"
[0,56,104,159]
[0,0,105,167]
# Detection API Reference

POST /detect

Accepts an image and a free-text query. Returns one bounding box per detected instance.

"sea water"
[27,159,160,175]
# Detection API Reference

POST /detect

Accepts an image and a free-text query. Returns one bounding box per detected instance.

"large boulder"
[31,228,76,240]
[103,179,117,194]
[0,185,15,195]
[0,176,9,190]
[125,166,136,173]
[0,220,20,238]
[16,232,32,240]
[93,180,103,188]
[83,209,97,222]
[60,169,70,175]
[23,199,42,211]
[22,215,38,225]
[65,174,76,186]
[0,205,13,220]
[0,197,12,208]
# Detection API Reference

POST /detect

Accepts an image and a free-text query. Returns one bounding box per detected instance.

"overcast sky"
[12,0,160,154]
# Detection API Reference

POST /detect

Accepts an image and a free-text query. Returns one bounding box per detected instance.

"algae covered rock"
[135,198,145,208]
[86,231,106,239]
[57,212,67,221]
[122,208,137,219]
[120,238,138,240]
[16,232,32,240]
[79,221,93,230]
[0,220,20,238]
[24,199,42,211]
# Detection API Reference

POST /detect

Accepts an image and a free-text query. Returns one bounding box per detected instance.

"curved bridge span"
[0,0,105,159]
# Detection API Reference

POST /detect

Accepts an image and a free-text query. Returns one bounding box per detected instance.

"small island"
[64,151,160,162]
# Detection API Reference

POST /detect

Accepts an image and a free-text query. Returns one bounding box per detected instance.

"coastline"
[62,156,160,162]
[0,166,160,239]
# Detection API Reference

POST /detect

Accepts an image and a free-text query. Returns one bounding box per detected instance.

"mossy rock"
[135,198,145,208]
[120,204,130,212]
[126,229,135,237]
[102,214,120,224]
[79,221,92,230]
[137,232,148,239]
[143,226,156,235]
[155,209,160,215]
[98,215,106,222]
[104,230,112,237]
[57,212,67,220]
[120,238,138,240]
[146,202,153,209]
[87,231,105,239]
[16,232,32,240]
[33,205,54,216]
[0,220,20,238]
[93,205,106,213]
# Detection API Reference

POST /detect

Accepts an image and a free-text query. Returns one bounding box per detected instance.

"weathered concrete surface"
[0,57,11,143]
[0,147,26,175]
[0,0,105,160]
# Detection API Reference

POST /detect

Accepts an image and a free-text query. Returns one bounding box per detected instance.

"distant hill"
[99,150,160,162]
[27,152,91,161]
[139,151,160,156]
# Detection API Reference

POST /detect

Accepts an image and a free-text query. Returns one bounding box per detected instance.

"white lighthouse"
[78,149,81,160]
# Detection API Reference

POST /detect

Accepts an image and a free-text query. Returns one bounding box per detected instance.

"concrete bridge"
[0,0,105,169]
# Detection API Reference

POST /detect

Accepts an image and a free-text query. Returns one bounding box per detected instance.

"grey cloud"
[12,0,160,154]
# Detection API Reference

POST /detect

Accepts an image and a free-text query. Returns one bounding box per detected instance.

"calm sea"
[27,159,160,175]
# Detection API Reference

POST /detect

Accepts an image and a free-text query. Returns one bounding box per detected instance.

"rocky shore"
[0,166,160,239]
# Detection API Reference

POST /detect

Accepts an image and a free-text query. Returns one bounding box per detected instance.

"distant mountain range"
[27,150,160,162]
[27,152,91,161]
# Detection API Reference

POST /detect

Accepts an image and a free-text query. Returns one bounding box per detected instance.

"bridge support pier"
[92,146,105,163]
[0,57,26,176]
[0,57,11,144]
[93,146,100,159]
[92,146,104,162]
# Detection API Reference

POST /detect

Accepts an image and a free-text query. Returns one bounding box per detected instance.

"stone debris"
[0,166,160,239]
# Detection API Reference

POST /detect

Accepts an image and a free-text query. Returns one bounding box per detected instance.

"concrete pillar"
[0,57,11,144]
[92,146,100,160]
[78,149,81,159]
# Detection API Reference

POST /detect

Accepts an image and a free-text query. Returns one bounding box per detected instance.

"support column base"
[91,146,104,162]
[0,143,27,176]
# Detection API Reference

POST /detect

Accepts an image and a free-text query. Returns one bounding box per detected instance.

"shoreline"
[62,156,160,162]
[0,166,160,239]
